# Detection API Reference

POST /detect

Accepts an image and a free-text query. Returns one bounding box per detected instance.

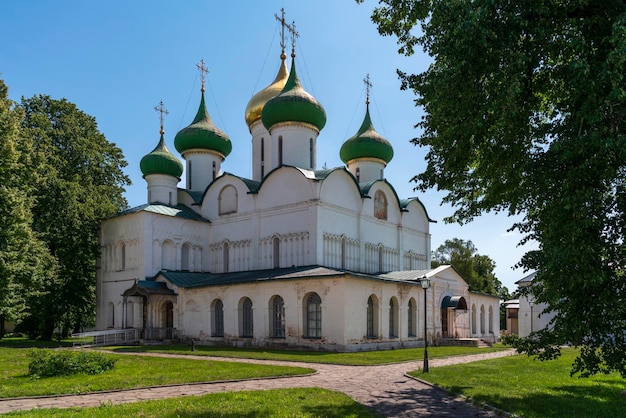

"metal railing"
[71,328,143,347]
[72,327,179,347]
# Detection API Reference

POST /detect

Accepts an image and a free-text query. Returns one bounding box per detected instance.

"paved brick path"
[0,349,516,416]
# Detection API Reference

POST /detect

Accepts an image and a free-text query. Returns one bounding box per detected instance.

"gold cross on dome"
[275,8,288,58]
[154,100,168,134]
[196,59,209,92]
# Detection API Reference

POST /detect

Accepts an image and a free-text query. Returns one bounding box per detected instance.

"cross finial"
[275,8,287,59]
[196,59,209,92]
[364,74,373,105]
[154,100,168,135]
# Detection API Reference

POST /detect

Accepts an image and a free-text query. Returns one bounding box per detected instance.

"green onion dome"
[261,59,326,132]
[245,56,289,128]
[140,133,183,178]
[340,104,393,164]
[174,92,232,157]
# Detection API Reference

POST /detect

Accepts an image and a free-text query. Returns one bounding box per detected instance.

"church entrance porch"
[122,281,178,341]
[440,295,469,339]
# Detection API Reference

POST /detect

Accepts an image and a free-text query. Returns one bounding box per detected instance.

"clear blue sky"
[0,0,535,293]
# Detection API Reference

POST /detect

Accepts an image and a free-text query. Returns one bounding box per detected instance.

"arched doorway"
[441,296,469,338]
[163,301,174,339]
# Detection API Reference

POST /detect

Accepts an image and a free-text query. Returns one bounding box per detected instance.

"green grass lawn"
[0,347,313,398]
[107,343,508,365]
[410,348,626,418]
[3,387,379,417]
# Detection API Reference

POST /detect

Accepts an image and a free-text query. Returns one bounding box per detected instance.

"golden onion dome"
[244,56,289,128]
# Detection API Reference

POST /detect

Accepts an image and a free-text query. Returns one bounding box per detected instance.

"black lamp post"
[420,275,431,373]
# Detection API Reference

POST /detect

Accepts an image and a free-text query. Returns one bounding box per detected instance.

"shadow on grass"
[446,383,625,418]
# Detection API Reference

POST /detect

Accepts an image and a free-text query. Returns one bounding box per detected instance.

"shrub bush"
[28,348,117,377]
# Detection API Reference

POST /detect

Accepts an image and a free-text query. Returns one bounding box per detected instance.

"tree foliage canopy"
[432,238,508,298]
[360,0,626,376]
[0,80,131,339]
[0,81,55,326]
[18,95,131,338]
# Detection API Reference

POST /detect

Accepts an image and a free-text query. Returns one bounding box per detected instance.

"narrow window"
[188,160,192,189]
[480,305,485,335]
[341,237,346,269]
[212,161,217,180]
[223,242,229,273]
[261,138,265,161]
[309,138,314,168]
[181,244,190,271]
[306,293,322,338]
[273,237,280,269]
[271,296,285,338]
[408,298,416,337]
[367,296,375,338]
[356,167,360,183]
[212,299,224,337]
[278,136,283,166]
[168,191,172,206]
[471,304,477,334]
[389,298,398,338]
[120,243,126,271]
[241,297,253,338]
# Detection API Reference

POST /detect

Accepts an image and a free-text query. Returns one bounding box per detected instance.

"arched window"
[223,242,229,273]
[389,297,399,338]
[278,136,283,166]
[488,305,494,334]
[408,298,417,337]
[471,304,477,334]
[162,240,175,270]
[273,237,280,269]
[218,185,238,215]
[119,242,126,271]
[270,295,285,338]
[240,297,253,338]
[181,243,191,271]
[480,305,485,335]
[212,299,224,337]
[306,293,322,338]
[367,295,379,338]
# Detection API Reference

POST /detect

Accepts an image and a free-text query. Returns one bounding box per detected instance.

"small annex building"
[95,24,500,351]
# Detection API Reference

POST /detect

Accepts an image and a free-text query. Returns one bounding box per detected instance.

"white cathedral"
[95,29,500,351]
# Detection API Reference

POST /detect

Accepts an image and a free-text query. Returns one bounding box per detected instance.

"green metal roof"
[340,105,393,163]
[111,203,209,222]
[140,134,183,178]
[174,91,232,157]
[261,59,326,132]
[151,266,441,290]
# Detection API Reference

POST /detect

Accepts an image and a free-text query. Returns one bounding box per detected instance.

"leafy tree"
[360,0,626,376]
[19,95,130,339]
[0,80,56,336]
[432,238,508,298]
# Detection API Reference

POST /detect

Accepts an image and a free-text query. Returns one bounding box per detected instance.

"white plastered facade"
[96,54,500,351]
